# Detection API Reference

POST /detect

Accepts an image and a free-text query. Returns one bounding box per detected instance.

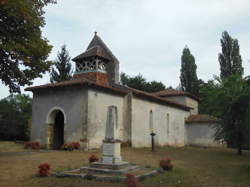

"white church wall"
[185,123,222,147]
[87,89,125,149]
[163,96,198,115]
[130,96,190,148]
[31,87,88,146]
[186,97,198,115]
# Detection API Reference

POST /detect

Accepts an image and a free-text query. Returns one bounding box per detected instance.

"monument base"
[80,162,139,175]
[101,142,122,164]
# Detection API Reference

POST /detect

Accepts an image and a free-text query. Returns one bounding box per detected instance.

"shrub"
[124,173,138,187]
[159,157,173,171]
[70,142,80,149]
[60,142,80,151]
[60,144,73,151]
[24,141,40,149]
[89,154,98,163]
[38,163,51,177]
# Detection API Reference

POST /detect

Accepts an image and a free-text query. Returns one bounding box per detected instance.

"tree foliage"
[0,0,56,93]
[120,73,166,93]
[199,75,250,155]
[180,47,199,96]
[50,45,73,83]
[0,94,32,140]
[219,31,244,79]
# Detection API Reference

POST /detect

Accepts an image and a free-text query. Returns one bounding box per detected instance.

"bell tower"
[72,32,120,85]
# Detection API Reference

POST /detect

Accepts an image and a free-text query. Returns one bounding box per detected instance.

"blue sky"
[1,0,250,98]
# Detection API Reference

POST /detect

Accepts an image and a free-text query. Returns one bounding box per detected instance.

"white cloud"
[1,0,250,98]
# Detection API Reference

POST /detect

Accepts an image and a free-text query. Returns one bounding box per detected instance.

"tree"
[0,94,32,140]
[50,45,73,83]
[180,46,199,96]
[199,75,250,155]
[219,31,244,79]
[0,0,56,93]
[120,72,166,93]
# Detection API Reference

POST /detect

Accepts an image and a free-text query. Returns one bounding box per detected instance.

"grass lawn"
[0,142,250,187]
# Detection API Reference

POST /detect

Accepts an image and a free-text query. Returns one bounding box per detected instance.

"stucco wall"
[186,123,221,147]
[163,96,198,115]
[130,96,190,148]
[185,97,198,114]
[31,87,88,146]
[87,89,125,149]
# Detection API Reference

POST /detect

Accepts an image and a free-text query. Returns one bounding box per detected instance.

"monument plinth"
[80,105,137,174]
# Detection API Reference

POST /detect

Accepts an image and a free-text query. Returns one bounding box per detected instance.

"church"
[25,33,219,150]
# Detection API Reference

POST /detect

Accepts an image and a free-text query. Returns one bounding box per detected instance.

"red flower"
[38,163,51,177]
[124,173,138,187]
[89,154,98,163]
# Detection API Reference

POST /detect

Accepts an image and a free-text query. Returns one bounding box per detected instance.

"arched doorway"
[46,107,66,150]
[53,111,64,149]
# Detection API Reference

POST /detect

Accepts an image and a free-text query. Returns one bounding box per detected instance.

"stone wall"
[162,96,198,115]
[87,89,125,149]
[185,123,222,147]
[130,95,190,148]
[31,87,88,147]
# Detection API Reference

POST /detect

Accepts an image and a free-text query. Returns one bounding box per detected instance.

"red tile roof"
[120,86,190,111]
[25,78,128,95]
[72,46,111,61]
[185,114,219,124]
[25,79,191,111]
[153,90,199,101]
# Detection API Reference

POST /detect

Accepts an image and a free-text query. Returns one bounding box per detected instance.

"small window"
[166,113,170,136]
[149,110,153,132]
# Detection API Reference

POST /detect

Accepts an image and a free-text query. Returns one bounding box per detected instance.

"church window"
[166,113,170,136]
[149,110,153,132]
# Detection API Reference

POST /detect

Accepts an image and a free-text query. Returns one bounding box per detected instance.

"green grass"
[0,142,250,187]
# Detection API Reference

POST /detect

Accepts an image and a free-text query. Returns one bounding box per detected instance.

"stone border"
[53,168,164,183]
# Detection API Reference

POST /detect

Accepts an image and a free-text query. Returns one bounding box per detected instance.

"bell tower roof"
[72,32,119,63]
[72,32,120,84]
[72,45,111,61]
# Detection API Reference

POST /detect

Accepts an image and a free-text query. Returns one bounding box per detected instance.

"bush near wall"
[60,142,80,151]
[24,141,40,149]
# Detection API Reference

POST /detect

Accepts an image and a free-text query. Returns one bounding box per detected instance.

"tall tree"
[120,73,166,93]
[219,31,244,79]
[199,75,250,155]
[180,46,199,95]
[0,0,56,93]
[50,45,73,83]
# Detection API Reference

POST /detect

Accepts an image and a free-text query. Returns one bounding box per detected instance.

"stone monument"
[81,105,137,174]
[101,105,122,164]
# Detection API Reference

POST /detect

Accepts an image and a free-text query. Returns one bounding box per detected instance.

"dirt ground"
[1,142,250,187]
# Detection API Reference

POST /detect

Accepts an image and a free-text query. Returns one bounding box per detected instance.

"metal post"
[150,132,156,152]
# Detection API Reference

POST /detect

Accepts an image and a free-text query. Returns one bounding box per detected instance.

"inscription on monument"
[102,143,114,156]
[102,156,113,164]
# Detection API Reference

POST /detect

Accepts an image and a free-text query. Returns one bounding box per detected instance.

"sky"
[1,0,250,99]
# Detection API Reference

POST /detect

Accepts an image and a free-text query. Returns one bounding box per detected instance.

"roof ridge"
[87,34,119,63]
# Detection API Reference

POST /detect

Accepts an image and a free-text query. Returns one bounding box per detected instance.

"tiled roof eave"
[185,120,218,124]
[25,80,128,95]
[185,114,219,124]
[131,90,191,111]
